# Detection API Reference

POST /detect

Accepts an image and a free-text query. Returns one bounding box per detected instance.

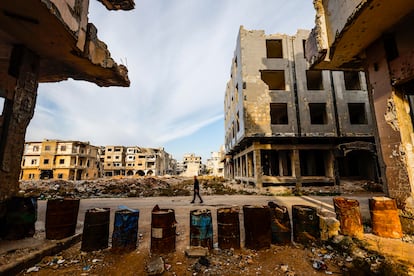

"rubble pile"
[18,176,252,199]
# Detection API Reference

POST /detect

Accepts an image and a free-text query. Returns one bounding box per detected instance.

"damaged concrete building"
[305,0,414,211]
[20,140,102,180]
[224,27,379,189]
[101,146,173,177]
[0,0,133,223]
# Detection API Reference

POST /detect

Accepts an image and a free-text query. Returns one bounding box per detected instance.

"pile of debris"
[18,176,251,199]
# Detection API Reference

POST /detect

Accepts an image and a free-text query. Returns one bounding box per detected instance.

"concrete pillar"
[292,149,302,190]
[0,45,39,201]
[253,149,262,188]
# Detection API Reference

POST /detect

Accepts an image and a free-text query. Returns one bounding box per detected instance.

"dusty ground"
[4,176,414,275]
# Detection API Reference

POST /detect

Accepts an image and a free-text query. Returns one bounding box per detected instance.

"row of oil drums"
[45,199,140,252]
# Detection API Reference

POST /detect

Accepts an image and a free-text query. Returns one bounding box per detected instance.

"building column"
[292,149,302,191]
[0,46,39,201]
[253,149,262,188]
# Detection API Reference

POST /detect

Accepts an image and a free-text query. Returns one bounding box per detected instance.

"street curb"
[0,233,82,275]
[300,196,336,215]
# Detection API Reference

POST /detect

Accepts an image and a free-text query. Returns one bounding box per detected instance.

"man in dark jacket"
[191,175,203,203]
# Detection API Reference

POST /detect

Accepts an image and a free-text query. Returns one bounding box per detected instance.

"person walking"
[191,175,203,203]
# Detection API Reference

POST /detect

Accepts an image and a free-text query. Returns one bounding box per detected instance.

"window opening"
[270,103,288,124]
[309,103,327,124]
[306,70,324,90]
[261,70,285,90]
[266,39,283,58]
[344,71,361,90]
[348,103,367,124]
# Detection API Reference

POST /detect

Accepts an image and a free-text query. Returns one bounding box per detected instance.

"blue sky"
[25,0,316,162]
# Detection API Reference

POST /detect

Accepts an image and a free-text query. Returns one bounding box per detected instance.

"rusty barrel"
[333,197,363,238]
[369,197,403,238]
[151,208,176,254]
[81,208,110,252]
[292,205,319,244]
[217,207,240,249]
[45,198,80,240]
[243,205,271,250]
[268,202,291,244]
[112,208,139,252]
[0,197,37,240]
[190,209,213,249]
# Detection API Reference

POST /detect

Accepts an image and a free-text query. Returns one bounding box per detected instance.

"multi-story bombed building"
[224,26,379,189]
[21,140,101,180]
[181,153,203,177]
[103,146,172,177]
[305,0,414,210]
[206,146,225,177]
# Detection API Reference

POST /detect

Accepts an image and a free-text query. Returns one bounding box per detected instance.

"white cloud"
[26,0,316,160]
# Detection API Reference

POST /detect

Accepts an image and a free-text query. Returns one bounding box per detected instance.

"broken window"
[59,159,65,165]
[58,173,63,179]
[300,150,326,176]
[261,70,285,90]
[344,71,361,90]
[348,103,367,124]
[45,145,51,151]
[60,145,66,152]
[261,150,292,176]
[306,70,324,90]
[107,148,113,152]
[31,159,37,165]
[309,103,328,124]
[33,145,39,152]
[43,159,49,165]
[270,103,288,124]
[302,39,307,58]
[266,39,283,58]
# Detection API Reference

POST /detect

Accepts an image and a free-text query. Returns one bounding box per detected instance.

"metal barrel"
[112,208,140,252]
[81,208,110,252]
[243,205,271,250]
[0,197,37,240]
[151,208,176,254]
[190,209,213,249]
[45,198,80,240]
[292,205,319,244]
[369,197,403,238]
[217,207,240,249]
[268,202,291,245]
[333,197,363,238]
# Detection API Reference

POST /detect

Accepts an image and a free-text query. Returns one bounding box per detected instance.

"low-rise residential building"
[21,140,101,180]
[206,146,225,177]
[181,153,203,176]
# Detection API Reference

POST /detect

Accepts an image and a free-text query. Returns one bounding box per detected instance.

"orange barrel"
[217,207,240,249]
[268,201,291,244]
[190,209,213,249]
[292,205,319,244]
[243,205,271,250]
[45,198,80,240]
[81,208,110,252]
[151,208,176,254]
[369,197,403,238]
[112,208,139,252]
[333,197,363,238]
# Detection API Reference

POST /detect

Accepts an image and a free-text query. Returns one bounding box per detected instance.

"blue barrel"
[190,209,213,249]
[112,208,140,252]
[81,208,110,252]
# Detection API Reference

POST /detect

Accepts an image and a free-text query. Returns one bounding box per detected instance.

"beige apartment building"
[180,153,203,177]
[305,0,414,209]
[206,147,225,177]
[21,140,101,180]
[224,27,379,189]
[102,146,173,177]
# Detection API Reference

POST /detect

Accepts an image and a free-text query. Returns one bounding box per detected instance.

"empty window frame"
[309,103,328,124]
[270,103,288,124]
[306,70,324,90]
[60,145,67,152]
[348,103,367,124]
[45,145,51,151]
[261,70,285,90]
[43,159,49,165]
[59,159,65,164]
[344,71,361,90]
[300,150,326,176]
[266,39,283,58]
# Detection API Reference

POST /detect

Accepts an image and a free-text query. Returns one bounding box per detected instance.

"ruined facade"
[206,147,225,177]
[20,140,101,180]
[180,153,203,177]
[101,146,173,177]
[0,1,132,204]
[224,27,378,188]
[305,0,414,210]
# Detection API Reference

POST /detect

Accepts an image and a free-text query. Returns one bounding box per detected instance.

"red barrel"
[333,197,363,238]
[369,197,402,238]
[151,208,176,254]
[217,207,240,249]
[45,198,80,240]
[243,205,271,250]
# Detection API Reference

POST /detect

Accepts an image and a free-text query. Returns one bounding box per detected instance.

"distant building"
[206,146,225,177]
[224,26,379,188]
[21,140,101,180]
[181,153,203,176]
[102,146,173,177]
